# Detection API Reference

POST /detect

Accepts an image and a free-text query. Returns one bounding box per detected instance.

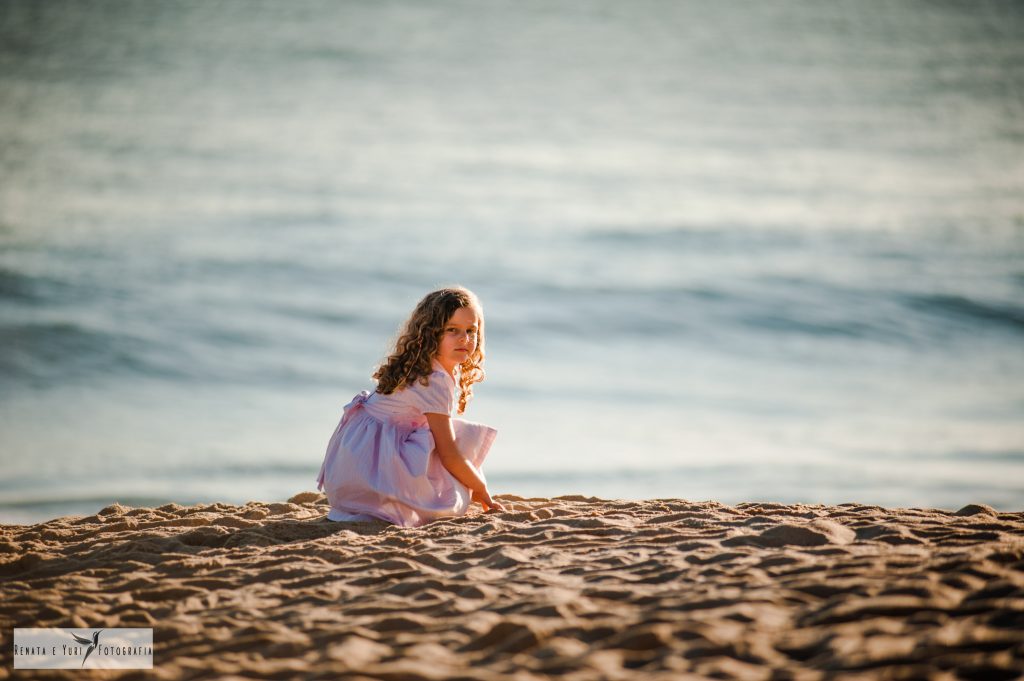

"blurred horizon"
[1,0,1022,523]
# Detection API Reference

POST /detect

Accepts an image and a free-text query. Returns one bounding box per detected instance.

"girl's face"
[435,306,480,373]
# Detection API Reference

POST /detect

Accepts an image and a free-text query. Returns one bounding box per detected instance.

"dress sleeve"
[413,371,456,416]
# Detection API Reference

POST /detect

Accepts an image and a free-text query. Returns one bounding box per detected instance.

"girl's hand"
[480,494,505,513]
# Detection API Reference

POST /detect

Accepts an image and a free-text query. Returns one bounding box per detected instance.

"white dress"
[316,358,497,527]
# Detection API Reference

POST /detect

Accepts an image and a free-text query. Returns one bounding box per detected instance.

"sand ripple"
[1,495,1023,680]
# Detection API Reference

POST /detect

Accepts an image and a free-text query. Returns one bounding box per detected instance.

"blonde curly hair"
[373,286,486,415]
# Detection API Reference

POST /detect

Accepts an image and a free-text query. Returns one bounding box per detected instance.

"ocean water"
[1,0,1022,523]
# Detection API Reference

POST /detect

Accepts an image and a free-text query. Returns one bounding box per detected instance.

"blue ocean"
[1,0,1022,523]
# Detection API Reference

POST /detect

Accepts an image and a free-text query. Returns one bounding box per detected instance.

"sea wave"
[0,320,186,386]
[903,293,1024,333]
[0,267,81,304]
[582,224,808,251]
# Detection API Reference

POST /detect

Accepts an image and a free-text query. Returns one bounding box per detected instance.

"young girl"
[316,286,505,527]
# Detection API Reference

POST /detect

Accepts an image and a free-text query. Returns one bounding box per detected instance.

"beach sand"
[2,493,1022,680]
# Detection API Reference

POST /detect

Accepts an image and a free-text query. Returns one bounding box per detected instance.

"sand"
[1,493,1023,680]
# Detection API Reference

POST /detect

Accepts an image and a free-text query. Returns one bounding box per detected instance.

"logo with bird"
[70,630,103,667]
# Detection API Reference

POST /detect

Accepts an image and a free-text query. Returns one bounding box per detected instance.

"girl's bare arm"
[424,413,502,510]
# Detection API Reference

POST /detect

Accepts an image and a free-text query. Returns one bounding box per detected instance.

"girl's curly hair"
[373,286,486,415]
